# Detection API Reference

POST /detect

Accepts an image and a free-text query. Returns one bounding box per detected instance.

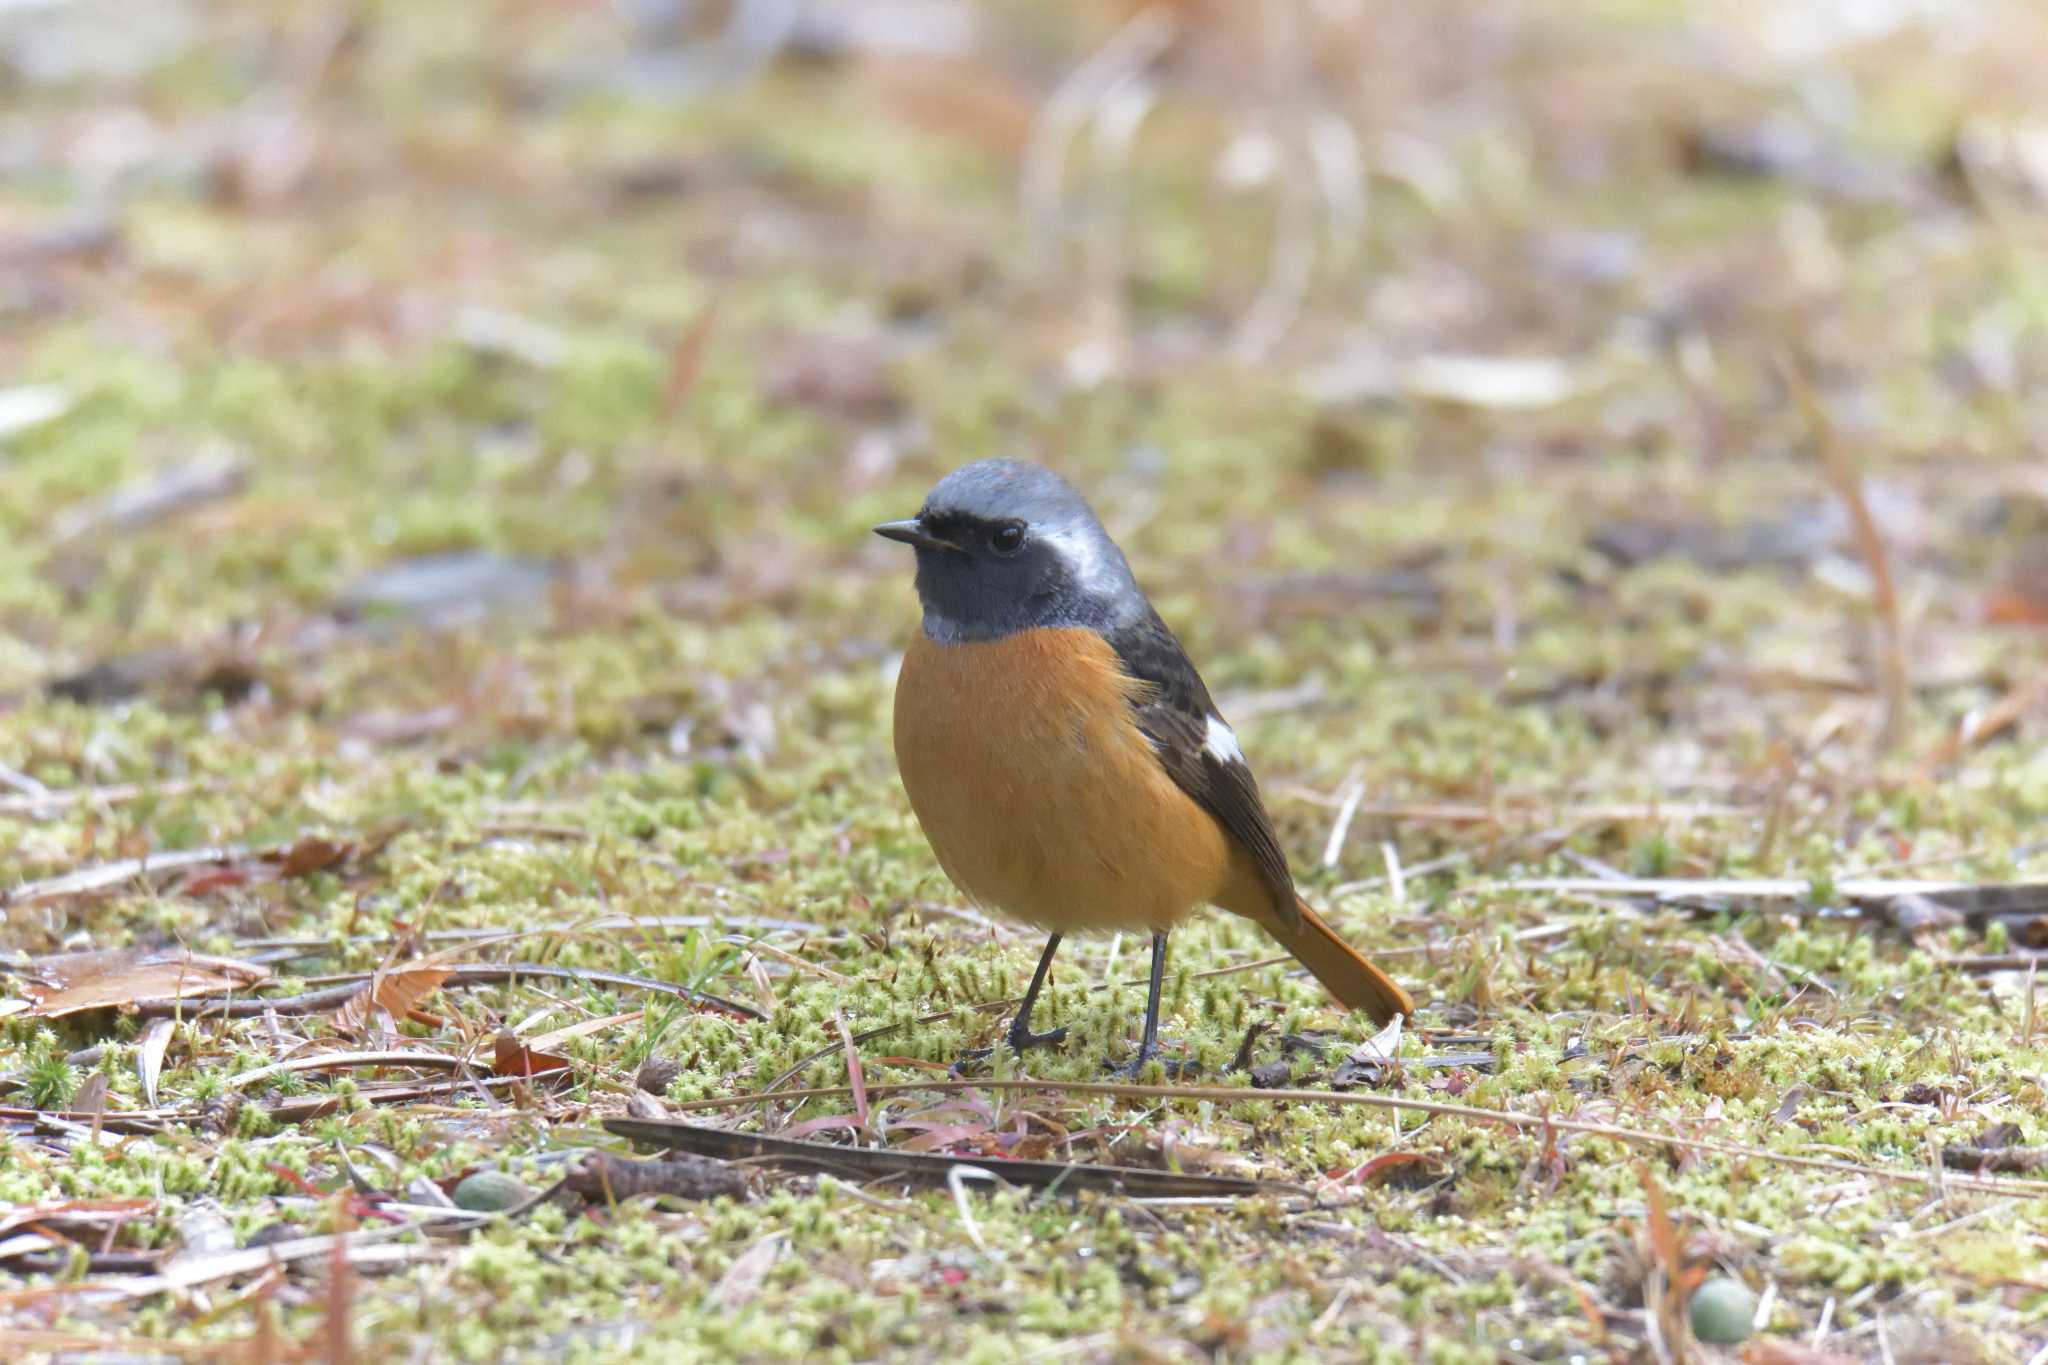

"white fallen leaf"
[709,1232,788,1310]
[136,1017,174,1108]
[1352,1012,1403,1068]
[171,1206,236,1261]
[1401,354,1583,410]
[0,386,73,443]
[454,306,566,368]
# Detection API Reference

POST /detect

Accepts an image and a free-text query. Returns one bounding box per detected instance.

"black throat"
[909,510,1136,643]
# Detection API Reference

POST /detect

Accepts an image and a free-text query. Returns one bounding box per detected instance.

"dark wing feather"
[1106,607,1301,927]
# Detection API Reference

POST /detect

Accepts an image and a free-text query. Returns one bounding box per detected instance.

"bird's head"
[874,460,1143,642]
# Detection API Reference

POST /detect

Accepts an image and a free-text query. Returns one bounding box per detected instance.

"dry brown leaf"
[331,966,453,1035]
[4,949,271,1018]
[273,836,353,879]
[490,1030,572,1078]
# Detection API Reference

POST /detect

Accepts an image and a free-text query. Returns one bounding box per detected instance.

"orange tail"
[1265,896,1413,1024]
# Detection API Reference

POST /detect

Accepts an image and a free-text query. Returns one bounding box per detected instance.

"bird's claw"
[950,1023,1069,1076]
[1103,1046,1198,1082]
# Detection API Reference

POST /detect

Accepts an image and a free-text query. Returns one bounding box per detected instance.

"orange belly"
[894,627,1252,934]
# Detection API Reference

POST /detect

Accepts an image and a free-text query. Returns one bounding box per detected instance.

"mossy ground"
[5,1,2048,1360]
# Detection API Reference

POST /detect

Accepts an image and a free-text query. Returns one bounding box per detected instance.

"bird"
[876,459,1412,1076]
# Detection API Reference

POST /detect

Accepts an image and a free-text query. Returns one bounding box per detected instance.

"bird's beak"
[873,519,957,552]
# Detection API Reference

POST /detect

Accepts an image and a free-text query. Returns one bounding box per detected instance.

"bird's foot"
[950,1022,1069,1076]
[1103,1042,1199,1082]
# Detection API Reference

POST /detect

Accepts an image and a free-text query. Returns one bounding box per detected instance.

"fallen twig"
[1268,788,1746,825]
[0,779,207,818]
[235,913,824,955]
[266,1076,528,1124]
[4,847,247,908]
[228,1050,479,1091]
[64,1226,437,1302]
[562,1150,749,1203]
[1943,954,2048,974]
[656,1079,2048,1201]
[1505,874,1970,904]
[0,1106,178,1136]
[606,1117,1295,1198]
[131,962,763,1022]
[0,1330,263,1362]
[50,457,249,544]
[1943,1146,2048,1174]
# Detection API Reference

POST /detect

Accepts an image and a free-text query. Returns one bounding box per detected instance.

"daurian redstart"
[878,460,1412,1074]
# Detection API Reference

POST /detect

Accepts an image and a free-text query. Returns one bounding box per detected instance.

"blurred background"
[7,4,2048,1357]
[6,0,2048,862]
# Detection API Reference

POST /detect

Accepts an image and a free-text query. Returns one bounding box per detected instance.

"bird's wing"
[1106,607,1301,927]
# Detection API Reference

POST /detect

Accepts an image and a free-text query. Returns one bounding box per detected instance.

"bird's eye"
[989,522,1026,556]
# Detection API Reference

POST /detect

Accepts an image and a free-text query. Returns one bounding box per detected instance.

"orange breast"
[893,627,1239,934]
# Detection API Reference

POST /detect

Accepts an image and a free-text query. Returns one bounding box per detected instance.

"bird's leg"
[1005,932,1070,1052]
[953,934,1068,1074]
[1106,931,1195,1079]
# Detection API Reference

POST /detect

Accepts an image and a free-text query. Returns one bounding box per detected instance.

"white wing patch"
[1204,714,1244,765]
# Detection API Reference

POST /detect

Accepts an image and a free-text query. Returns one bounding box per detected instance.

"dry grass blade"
[835,1010,869,1133]
[661,297,721,421]
[734,937,853,986]
[946,1165,994,1252]
[1020,5,1180,271]
[323,1202,356,1365]
[1776,347,1908,752]
[1639,1163,1698,1357]
[523,1010,641,1053]
[606,1117,1297,1198]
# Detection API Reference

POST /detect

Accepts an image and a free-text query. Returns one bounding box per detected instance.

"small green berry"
[452,1170,533,1212]
[1689,1276,1755,1344]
